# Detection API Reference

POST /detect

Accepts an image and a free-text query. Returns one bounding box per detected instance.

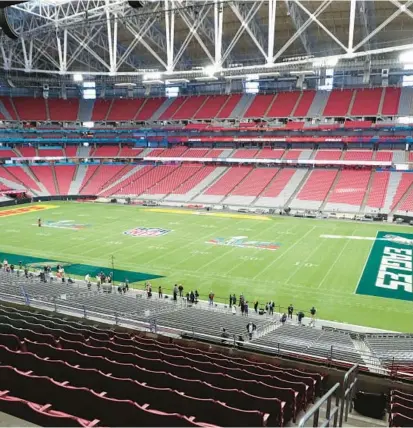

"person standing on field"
[288,304,294,319]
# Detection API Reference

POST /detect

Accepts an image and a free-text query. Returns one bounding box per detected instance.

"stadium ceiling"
[2,0,413,83]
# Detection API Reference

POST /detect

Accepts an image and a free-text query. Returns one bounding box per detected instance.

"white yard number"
[295,261,317,268]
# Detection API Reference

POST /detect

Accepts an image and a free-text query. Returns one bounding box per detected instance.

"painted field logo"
[356,231,413,302]
[124,227,171,237]
[0,204,57,218]
[207,236,280,251]
[34,220,90,230]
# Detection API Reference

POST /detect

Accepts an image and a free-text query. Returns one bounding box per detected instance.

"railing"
[298,382,341,427]
[0,288,412,382]
[339,364,359,426]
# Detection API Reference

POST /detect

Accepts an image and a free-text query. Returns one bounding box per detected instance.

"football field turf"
[0,201,411,332]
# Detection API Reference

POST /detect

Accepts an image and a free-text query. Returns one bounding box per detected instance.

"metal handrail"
[298,382,341,427]
[339,364,359,426]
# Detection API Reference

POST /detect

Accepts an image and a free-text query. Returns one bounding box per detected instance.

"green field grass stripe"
[356,231,413,301]
[0,251,164,284]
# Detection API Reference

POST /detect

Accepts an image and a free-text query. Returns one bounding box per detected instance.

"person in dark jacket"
[281,313,287,325]
[246,322,256,340]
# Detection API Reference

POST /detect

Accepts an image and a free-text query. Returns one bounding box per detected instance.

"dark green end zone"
[0,252,163,284]
[356,231,413,301]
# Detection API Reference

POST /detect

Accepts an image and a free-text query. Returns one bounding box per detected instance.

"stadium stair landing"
[382,172,402,212]
[285,169,312,208]
[78,99,94,122]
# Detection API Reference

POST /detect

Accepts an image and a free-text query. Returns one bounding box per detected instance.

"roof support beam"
[165,0,175,72]
[354,0,413,52]
[267,0,277,63]
[272,0,332,63]
[229,1,267,62]
[214,0,223,67]
[292,0,348,53]
[348,0,356,53]
[284,0,311,55]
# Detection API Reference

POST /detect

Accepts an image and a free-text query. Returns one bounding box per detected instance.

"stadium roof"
[2,0,413,84]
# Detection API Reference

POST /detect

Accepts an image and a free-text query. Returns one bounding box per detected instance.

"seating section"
[173,96,207,120]
[244,95,275,118]
[231,169,278,197]
[159,97,186,120]
[90,145,119,157]
[54,165,76,195]
[13,98,47,121]
[182,148,210,158]
[48,99,79,121]
[205,166,252,195]
[30,166,57,195]
[101,166,153,197]
[194,95,228,119]
[171,166,218,195]
[323,89,354,116]
[216,94,242,119]
[136,98,166,121]
[296,170,338,204]
[350,88,382,116]
[0,301,331,427]
[326,170,371,206]
[107,99,146,121]
[293,91,316,117]
[267,92,300,118]
[17,147,36,157]
[0,148,17,158]
[343,150,373,161]
[390,390,413,427]
[146,166,202,195]
[231,149,259,159]
[158,147,188,157]
[314,150,342,160]
[365,172,389,209]
[37,147,64,157]
[390,173,413,211]
[5,166,41,193]
[80,165,129,195]
[382,87,401,116]
[256,148,285,159]
[261,169,295,198]
[92,99,112,121]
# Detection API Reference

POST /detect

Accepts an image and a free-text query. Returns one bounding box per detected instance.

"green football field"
[0,201,412,332]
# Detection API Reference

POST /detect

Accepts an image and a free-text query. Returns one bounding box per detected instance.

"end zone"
[356,231,413,302]
[0,204,58,218]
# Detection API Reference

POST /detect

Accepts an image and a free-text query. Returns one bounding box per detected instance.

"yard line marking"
[252,225,317,280]
[317,230,357,289]
[284,238,325,285]
[353,231,378,295]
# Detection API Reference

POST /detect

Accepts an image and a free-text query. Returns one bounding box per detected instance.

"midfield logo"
[34,220,90,230]
[207,236,280,251]
[124,227,171,237]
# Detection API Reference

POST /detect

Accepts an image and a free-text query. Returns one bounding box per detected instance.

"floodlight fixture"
[203,65,218,77]
[400,50,413,64]
[73,73,83,82]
